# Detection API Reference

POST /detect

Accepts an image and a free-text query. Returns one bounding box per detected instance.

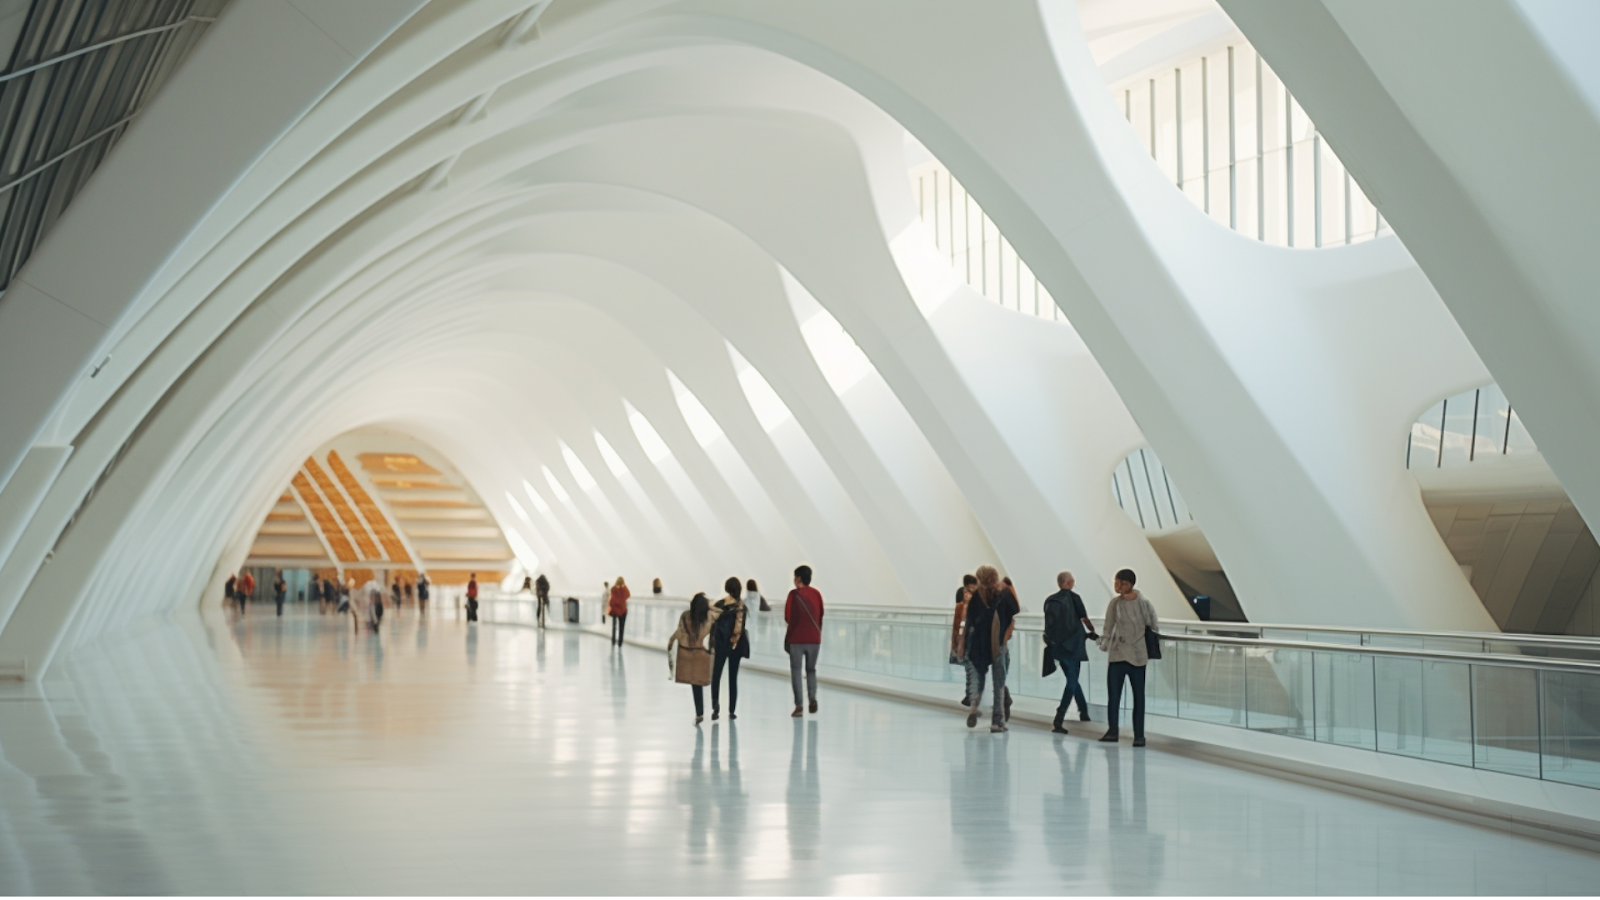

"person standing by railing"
[951,574,977,706]
[711,577,750,720]
[785,565,825,717]
[745,578,769,612]
[609,577,630,646]
[1043,571,1097,733]
[964,566,1019,732]
[1098,568,1158,747]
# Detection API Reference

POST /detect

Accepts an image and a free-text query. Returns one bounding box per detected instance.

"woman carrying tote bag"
[667,593,722,725]
[1096,568,1160,747]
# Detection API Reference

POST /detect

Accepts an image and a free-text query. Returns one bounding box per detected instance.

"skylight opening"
[561,442,598,492]
[522,479,552,515]
[506,491,531,523]
[667,370,725,447]
[504,528,539,571]
[625,400,672,463]
[783,268,872,396]
[595,431,630,478]
[727,341,793,432]
[541,465,572,505]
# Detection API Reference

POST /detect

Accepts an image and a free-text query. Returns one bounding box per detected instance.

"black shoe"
[1079,714,1092,722]
[1052,712,1066,733]
[1133,737,1146,748]
[711,710,720,721]
[809,698,818,714]
[1098,731,1119,743]
[730,713,737,720]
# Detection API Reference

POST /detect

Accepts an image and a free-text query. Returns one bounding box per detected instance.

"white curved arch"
[0,0,1540,676]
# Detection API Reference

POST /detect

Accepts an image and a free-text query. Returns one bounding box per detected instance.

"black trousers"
[1105,661,1147,738]
[691,684,704,716]
[712,650,741,713]
[611,613,627,644]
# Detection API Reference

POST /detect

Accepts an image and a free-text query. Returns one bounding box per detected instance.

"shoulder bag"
[1143,600,1162,660]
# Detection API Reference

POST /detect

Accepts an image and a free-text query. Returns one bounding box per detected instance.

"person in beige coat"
[1097,568,1161,747]
[668,593,722,725]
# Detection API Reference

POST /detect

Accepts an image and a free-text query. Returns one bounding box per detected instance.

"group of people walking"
[666,567,819,724]
[232,571,435,630]
[515,560,1162,743]
[952,565,1159,745]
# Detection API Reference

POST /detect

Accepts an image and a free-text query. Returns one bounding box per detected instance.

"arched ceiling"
[0,0,1564,676]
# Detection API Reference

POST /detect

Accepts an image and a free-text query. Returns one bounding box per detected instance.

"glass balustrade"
[483,594,1600,791]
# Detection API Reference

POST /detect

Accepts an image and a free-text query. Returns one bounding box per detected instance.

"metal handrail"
[1150,631,1600,675]
[1176,620,1600,648]
[501,594,1600,674]
[588,594,1600,651]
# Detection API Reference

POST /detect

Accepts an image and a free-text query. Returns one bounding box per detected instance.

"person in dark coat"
[534,573,550,628]
[711,576,751,720]
[964,565,1020,732]
[1042,571,1099,733]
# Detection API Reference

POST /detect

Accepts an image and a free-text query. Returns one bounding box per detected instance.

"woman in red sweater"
[608,577,631,646]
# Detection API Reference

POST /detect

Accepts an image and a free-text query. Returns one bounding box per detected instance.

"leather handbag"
[1144,626,1163,661]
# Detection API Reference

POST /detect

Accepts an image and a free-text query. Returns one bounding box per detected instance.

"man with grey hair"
[1042,570,1097,733]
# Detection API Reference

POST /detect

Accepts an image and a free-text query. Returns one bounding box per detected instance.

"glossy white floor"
[2,607,1598,895]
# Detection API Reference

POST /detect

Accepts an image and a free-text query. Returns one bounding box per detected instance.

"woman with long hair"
[963,565,1020,732]
[745,578,769,612]
[710,576,750,720]
[609,576,631,646]
[667,593,720,724]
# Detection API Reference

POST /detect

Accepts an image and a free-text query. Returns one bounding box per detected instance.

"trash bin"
[565,597,580,624]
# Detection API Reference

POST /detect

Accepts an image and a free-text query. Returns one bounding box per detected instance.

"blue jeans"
[1053,647,1088,718]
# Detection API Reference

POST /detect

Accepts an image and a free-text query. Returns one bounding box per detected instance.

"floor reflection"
[949,732,1015,880]
[0,610,1594,894]
[1105,747,1165,893]
[1043,739,1090,883]
[787,719,821,862]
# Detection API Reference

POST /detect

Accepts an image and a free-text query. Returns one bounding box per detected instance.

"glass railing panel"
[1246,647,1313,738]
[1540,670,1600,789]
[483,597,1600,792]
[1375,657,1473,766]
[1471,665,1541,778]
[1313,651,1377,748]
[1176,641,1245,725]
[1009,632,1054,705]
[1146,646,1178,717]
